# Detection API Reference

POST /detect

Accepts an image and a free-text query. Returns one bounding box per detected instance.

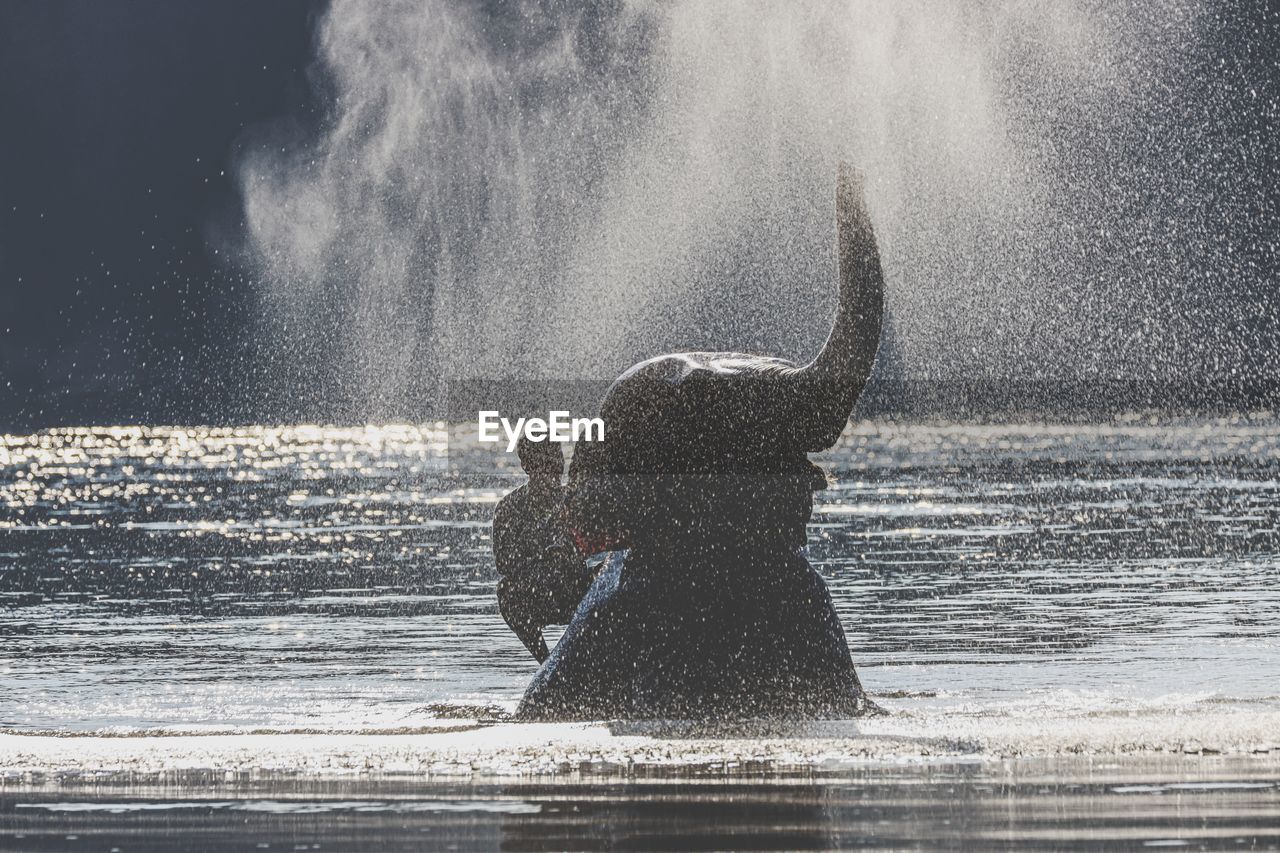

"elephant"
[498,164,885,720]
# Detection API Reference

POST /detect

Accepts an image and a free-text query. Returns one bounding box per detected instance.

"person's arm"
[493,489,552,662]
[497,574,550,663]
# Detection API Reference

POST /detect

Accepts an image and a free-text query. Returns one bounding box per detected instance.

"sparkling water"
[2,419,1277,749]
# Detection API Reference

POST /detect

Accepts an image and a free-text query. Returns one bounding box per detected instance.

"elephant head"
[566,163,885,554]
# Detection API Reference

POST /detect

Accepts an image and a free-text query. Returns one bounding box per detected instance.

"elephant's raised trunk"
[783,163,884,451]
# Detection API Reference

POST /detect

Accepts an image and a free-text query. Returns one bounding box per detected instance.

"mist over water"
[235,0,1272,420]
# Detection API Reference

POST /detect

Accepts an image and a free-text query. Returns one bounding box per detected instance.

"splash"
[235,0,1264,421]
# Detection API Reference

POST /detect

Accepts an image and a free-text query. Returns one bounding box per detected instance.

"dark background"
[0,0,1277,431]
[0,0,323,430]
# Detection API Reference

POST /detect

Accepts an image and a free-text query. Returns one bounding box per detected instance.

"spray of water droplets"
[234,0,1276,421]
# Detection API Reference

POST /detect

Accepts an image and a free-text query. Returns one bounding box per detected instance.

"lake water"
[2,420,1279,848]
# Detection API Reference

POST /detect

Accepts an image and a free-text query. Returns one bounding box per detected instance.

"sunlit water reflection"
[1,420,1278,738]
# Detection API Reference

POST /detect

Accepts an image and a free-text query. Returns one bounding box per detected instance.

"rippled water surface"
[5,759,1280,851]
[2,420,1279,734]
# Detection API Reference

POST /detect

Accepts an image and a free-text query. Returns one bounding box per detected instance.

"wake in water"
[3,692,1280,780]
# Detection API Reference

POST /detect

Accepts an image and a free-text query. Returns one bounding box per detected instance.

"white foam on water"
[3,696,1278,779]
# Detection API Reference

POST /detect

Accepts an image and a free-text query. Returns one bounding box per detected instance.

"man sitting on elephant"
[493,436,596,663]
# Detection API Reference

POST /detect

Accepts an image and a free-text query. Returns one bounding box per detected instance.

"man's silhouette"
[493,437,593,662]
